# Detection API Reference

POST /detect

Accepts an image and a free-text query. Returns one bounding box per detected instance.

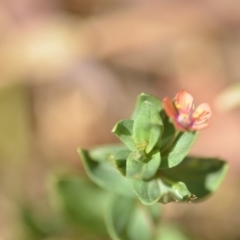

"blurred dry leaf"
[0,16,93,86]
[0,2,223,88]
[215,83,240,111]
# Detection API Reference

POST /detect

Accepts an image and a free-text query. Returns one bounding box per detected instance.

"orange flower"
[163,90,212,131]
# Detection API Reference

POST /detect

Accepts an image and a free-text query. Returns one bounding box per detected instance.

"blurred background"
[1,0,240,239]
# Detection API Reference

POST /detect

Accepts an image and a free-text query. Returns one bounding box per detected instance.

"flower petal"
[174,90,194,114]
[191,103,211,124]
[173,120,188,131]
[163,97,178,118]
[191,122,210,130]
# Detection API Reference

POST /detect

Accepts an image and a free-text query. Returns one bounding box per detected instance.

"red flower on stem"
[163,90,212,131]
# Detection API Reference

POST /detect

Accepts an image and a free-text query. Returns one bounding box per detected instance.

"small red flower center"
[177,113,192,128]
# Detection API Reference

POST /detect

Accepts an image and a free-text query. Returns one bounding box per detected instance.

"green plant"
[59,91,227,240]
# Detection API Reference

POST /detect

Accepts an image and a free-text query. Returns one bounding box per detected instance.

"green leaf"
[55,175,108,234]
[133,101,163,153]
[133,179,161,205]
[147,203,162,224]
[133,178,192,205]
[160,131,199,168]
[89,144,128,162]
[146,122,163,154]
[21,207,52,239]
[132,93,163,120]
[112,120,136,151]
[78,149,135,197]
[113,149,131,175]
[156,224,191,240]
[126,151,161,180]
[160,156,228,200]
[105,195,156,240]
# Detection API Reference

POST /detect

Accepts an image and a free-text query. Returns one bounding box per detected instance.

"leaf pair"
[113,150,160,181]
[112,94,163,181]
[112,102,163,154]
[78,148,227,205]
